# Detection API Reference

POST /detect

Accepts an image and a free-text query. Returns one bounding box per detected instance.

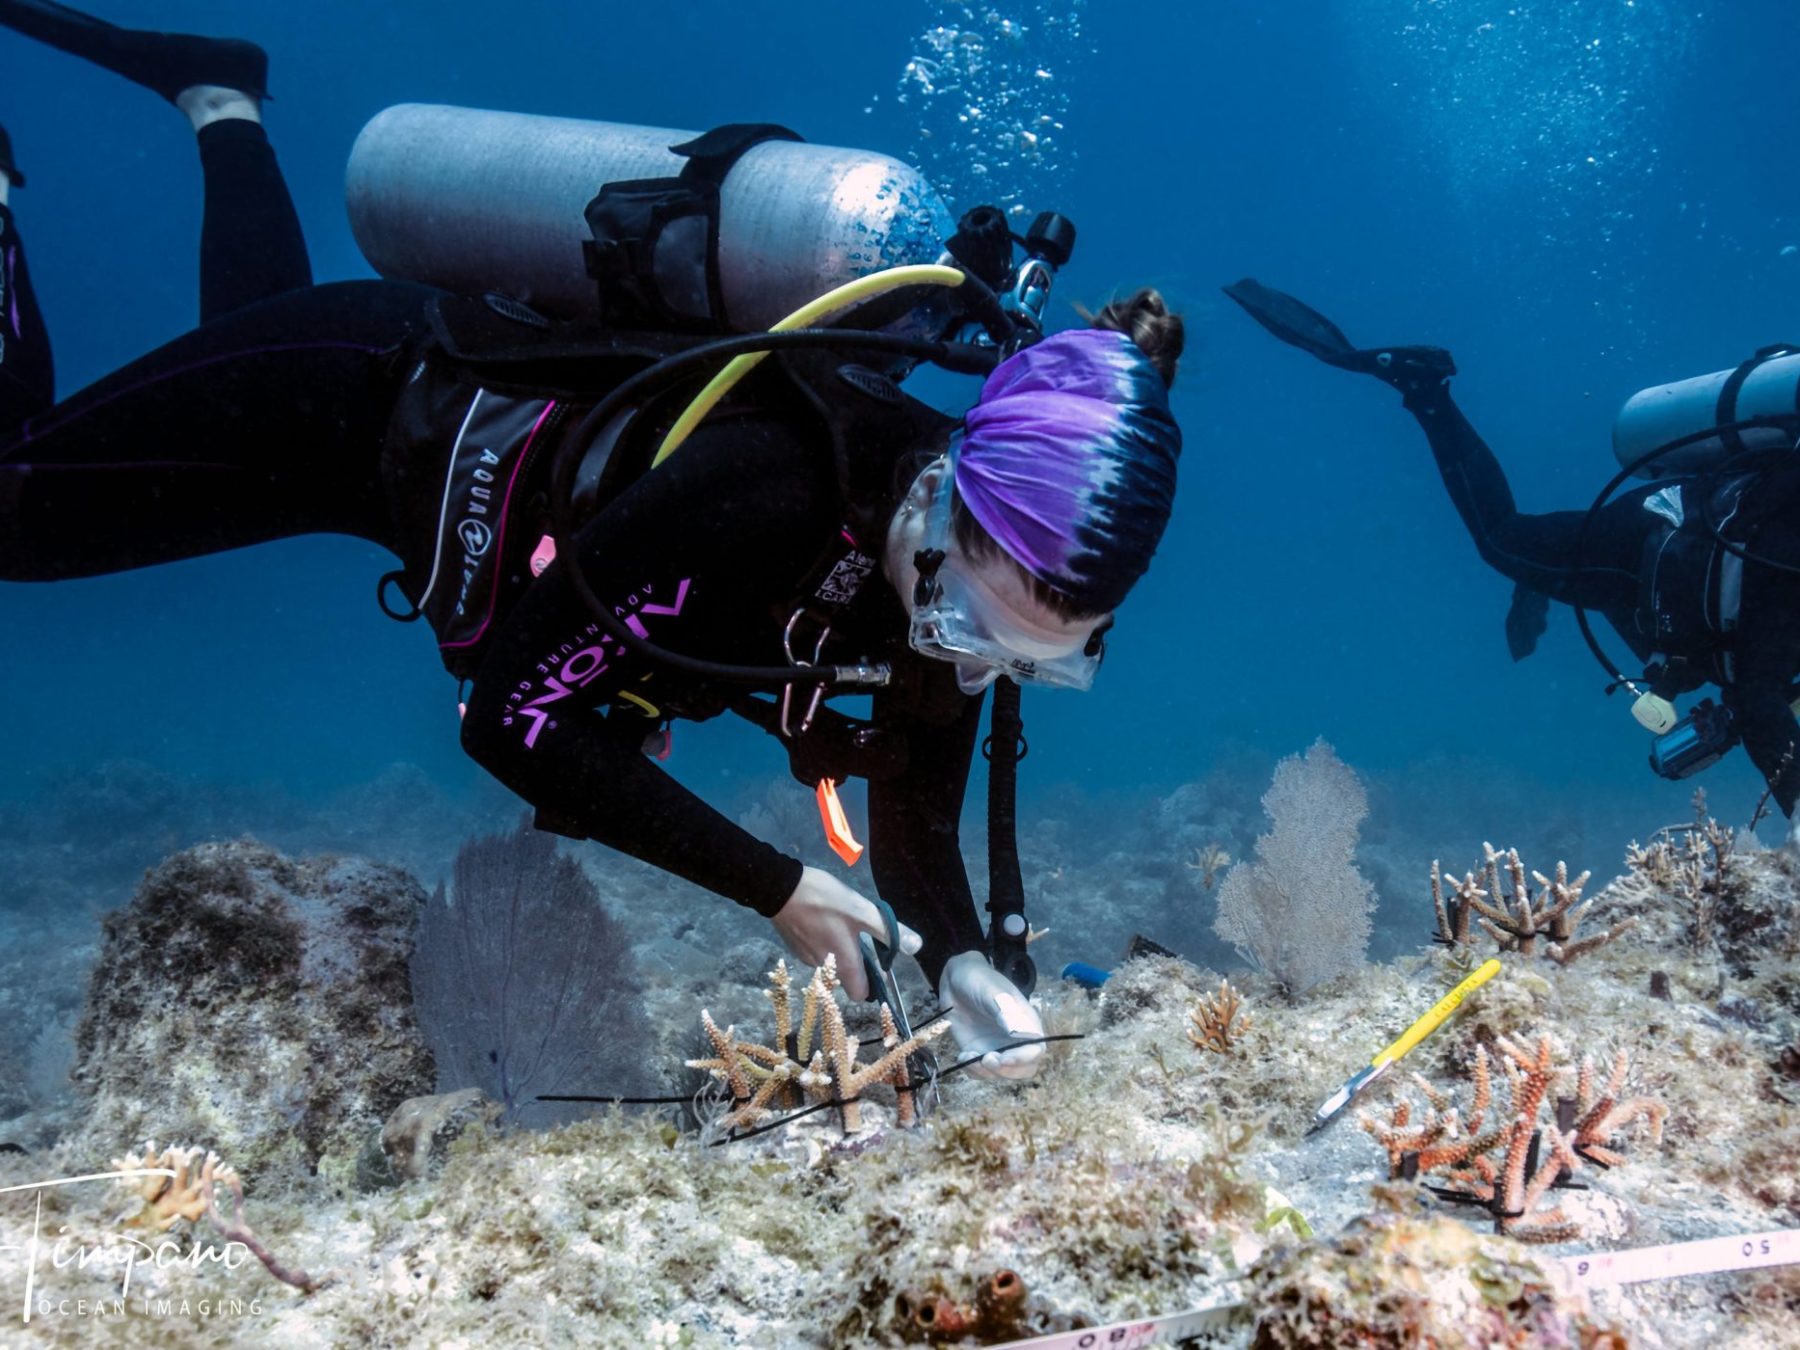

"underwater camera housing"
[1647,699,1738,781]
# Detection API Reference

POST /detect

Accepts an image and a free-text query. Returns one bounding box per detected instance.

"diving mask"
[907,452,1107,694]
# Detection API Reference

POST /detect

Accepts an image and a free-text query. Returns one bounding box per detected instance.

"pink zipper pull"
[530,534,557,576]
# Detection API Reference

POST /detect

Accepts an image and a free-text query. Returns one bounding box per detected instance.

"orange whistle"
[816,778,864,866]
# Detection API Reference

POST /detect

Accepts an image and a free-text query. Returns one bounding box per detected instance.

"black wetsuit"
[1406,382,1800,814]
[0,120,987,980]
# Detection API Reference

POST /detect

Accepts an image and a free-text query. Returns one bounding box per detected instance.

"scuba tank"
[345,104,957,334]
[1612,345,1800,478]
[1587,342,1800,750]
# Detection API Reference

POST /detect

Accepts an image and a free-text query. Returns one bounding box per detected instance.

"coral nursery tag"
[973,1229,1800,1349]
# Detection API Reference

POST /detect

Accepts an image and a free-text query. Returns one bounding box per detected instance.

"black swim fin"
[1505,582,1550,662]
[1223,278,1457,395]
[0,0,268,103]
[1222,278,1363,370]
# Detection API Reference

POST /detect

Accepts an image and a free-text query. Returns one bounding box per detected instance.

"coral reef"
[2,778,1797,1347]
[67,840,435,1190]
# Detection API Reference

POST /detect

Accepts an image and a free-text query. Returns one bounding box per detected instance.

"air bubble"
[888,0,1084,217]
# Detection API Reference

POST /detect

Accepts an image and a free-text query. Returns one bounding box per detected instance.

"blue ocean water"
[2,0,1795,887]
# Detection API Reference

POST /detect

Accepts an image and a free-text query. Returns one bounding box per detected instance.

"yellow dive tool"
[652,263,970,467]
[1305,957,1502,1135]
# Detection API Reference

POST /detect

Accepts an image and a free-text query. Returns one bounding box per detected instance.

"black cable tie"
[545,1031,1088,1143]
[930,1033,1086,1084]
[854,1007,952,1049]
[708,1094,867,1146]
[1421,1185,1494,1209]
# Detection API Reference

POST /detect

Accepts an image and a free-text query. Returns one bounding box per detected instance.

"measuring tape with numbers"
[984,1228,1800,1350]
[1560,1225,1799,1288]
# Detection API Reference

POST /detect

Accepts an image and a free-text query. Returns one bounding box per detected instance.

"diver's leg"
[1404,383,1642,611]
[0,280,433,581]
[0,2,305,320]
[195,116,312,322]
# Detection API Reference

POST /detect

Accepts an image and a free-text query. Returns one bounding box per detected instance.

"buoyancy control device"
[1576,344,1800,762]
[346,104,958,336]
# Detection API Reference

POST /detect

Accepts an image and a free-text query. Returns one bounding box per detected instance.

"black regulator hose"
[547,326,1001,691]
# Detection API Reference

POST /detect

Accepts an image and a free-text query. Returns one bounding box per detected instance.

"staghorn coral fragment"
[1622,817,1736,952]
[1471,847,1587,956]
[1187,977,1254,1054]
[1430,857,1479,950]
[1361,1034,1666,1243]
[1433,846,1632,966]
[686,955,948,1140]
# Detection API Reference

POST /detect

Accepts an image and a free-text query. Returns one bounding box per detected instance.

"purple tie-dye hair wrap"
[956,328,1181,614]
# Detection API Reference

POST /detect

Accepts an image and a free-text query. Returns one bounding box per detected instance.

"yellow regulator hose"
[651,263,968,468]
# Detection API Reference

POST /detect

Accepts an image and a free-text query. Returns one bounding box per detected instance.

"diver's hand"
[940,950,1045,1082]
[769,867,921,1002]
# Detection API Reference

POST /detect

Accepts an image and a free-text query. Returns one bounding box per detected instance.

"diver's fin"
[1222,278,1363,369]
[0,0,268,103]
[1505,583,1550,662]
[1223,278,1458,394]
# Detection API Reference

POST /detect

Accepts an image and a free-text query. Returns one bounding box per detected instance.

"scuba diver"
[1227,279,1800,817]
[0,4,1185,1083]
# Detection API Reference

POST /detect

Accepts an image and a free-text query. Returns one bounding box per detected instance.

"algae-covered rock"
[1244,1190,1627,1348]
[382,1088,502,1182]
[66,839,436,1190]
